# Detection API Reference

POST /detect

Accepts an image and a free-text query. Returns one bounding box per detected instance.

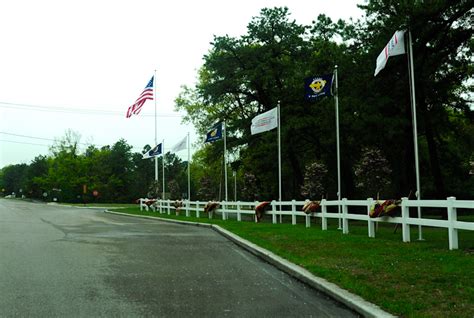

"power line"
[0,131,145,152]
[0,101,184,118]
[0,131,56,142]
[0,139,50,147]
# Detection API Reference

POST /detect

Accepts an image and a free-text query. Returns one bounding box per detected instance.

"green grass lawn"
[111,206,474,317]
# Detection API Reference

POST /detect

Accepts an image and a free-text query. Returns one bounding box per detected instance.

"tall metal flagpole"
[187,132,191,200]
[224,121,228,201]
[408,30,423,240]
[335,65,342,230]
[162,139,165,199]
[154,70,158,182]
[278,102,282,202]
[277,102,283,223]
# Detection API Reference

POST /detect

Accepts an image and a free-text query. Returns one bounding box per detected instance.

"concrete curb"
[47,203,127,210]
[105,210,395,318]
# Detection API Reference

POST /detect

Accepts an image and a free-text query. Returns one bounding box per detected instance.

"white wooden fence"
[138,197,474,250]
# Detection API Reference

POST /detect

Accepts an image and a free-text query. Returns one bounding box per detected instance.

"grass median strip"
[111,207,474,317]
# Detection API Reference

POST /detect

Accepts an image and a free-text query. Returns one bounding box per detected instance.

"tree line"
[176,1,473,201]
[0,131,189,203]
[1,1,473,202]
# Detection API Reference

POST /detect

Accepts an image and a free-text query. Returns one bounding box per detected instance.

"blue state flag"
[142,143,162,159]
[205,122,222,143]
[304,74,334,101]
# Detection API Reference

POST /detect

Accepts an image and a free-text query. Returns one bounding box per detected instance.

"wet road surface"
[0,199,357,317]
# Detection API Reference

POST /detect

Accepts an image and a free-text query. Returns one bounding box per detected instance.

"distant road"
[0,199,356,317]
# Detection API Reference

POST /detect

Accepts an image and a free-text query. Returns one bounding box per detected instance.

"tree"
[300,161,329,200]
[50,129,81,157]
[147,180,161,198]
[354,147,393,199]
[129,149,154,200]
[25,155,49,199]
[167,180,181,199]
[240,172,260,201]
[163,152,187,198]
[196,176,216,201]
[176,7,346,200]
[188,147,222,200]
[356,0,474,199]
[1,164,28,195]
[107,139,134,202]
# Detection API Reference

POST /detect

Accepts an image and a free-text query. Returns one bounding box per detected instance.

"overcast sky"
[0,0,364,168]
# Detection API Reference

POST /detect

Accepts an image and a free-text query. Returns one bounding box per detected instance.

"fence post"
[291,200,296,225]
[222,201,226,220]
[401,197,410,242]
[367,198,375,238]
[279,202,283,224]
[255,201,258,223]
[321,199,327,230]
[186,200,190,217]
[196,201,200,218]
[302,199,310,228]
[342,198,349,234]
[447,196,458,250]
[237,201,241,222]
[167,200,171,215]
[272,200,277,224]
[139,199,143,211]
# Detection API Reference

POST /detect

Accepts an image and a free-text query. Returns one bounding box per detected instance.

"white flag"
[171,135,187,153]
[374,30,406,76]
[251,107,278,135]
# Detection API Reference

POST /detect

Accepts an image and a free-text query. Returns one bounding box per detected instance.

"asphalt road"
[0,199,357,317]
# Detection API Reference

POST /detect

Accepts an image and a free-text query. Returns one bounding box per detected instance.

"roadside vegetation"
[1,2,473,205]
[111,206,474,317]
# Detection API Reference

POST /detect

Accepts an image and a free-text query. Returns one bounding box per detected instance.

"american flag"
[126,76,154,118]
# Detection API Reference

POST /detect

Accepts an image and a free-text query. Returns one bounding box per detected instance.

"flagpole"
[154,70,158,182]
[278,101,282,202]
[334,65,342,230]
[162,139,165,200]
[224,121,228,201]
[408,30,423,240]
[187,132,191,201]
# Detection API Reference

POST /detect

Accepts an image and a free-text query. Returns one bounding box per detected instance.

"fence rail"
[138,197,474,250]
